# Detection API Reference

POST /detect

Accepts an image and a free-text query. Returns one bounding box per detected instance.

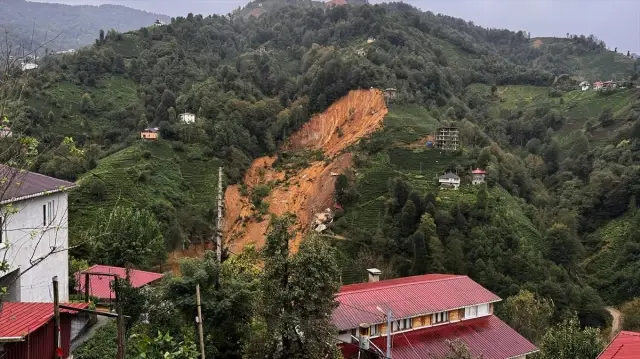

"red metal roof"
[472,168,487,174]
[75,265,164,300]
[333,274,501,330]
[0,302,87,338]
[0,165,76,203]
[598,331,640,359]
[339,315,538,359]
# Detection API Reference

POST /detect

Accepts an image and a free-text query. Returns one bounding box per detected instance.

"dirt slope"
[224,89,387,252]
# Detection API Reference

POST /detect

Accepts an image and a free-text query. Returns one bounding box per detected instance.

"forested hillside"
[2,2,640,355]
[1,0,169,52]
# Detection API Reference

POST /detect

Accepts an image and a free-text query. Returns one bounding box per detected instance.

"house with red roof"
[598,331,640,359]
[333,270,538,359]
[0,302,88,359]
[0,165,76,303]
[471,168,487,185]
[75,264,165,302]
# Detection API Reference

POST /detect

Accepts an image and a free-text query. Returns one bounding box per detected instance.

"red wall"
[2,315,72,359]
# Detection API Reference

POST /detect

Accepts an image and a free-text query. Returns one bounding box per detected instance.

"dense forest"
[1,0,169,52]
[1,1,640,358]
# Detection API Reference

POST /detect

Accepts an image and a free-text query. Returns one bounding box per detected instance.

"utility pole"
[115,278,125,359]
[216,167,223,262]
[386,310,392,359]
[196,284,206,359]
[53,276,62,359]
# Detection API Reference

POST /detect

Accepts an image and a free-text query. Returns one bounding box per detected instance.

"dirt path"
[606,306,622,340]
[224,89,388,253]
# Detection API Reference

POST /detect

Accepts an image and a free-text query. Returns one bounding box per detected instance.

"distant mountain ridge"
[1,0,169,52]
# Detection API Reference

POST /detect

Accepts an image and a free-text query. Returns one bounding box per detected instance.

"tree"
[498,290,554,344]
[621,298,640,331]
[114,55,125,74]
[545,223,583,269]
[419,213,445,272]
[249,216,341,359]
[160,251,257,359]
[85,206,166,269]
[538,315,604,359]
[99,29,105,43]
[81,93,94,113]
[129,331,199,359]
[438,340,483,359]
[400,199,418,237]
[628,50,631,57]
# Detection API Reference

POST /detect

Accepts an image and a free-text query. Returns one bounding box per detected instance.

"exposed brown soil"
[166,242,214,274]
[224,89,388,253]
[532,39,544,48]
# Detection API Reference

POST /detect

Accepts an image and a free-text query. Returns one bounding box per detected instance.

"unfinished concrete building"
[435,127,459,151]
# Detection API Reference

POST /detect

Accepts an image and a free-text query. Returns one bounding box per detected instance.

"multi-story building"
[333,271,538,359]
[0,165,75,302]
[435,127,459,151]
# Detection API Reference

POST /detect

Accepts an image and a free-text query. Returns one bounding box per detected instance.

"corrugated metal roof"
[339,315,538,359]
[0,165,76,203]
[333,274,500,330]
[0,302,87,338]
[598,331,640,359]
[75,265,164,300]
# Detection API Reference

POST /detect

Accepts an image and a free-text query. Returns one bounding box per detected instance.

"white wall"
[0,192,69,302]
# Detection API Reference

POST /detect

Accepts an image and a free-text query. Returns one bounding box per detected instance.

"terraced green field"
[70,140,221,246]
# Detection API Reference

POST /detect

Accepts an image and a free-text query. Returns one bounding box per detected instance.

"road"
[606,307,622,340]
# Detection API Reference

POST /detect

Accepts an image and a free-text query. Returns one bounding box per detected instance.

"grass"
[384,104,439,144]
[70,140,221,245]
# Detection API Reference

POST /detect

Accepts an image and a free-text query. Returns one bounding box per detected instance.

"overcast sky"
[29,0,640,53]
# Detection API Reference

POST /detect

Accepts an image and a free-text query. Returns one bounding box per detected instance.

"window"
[432,311,449,324]
[392,318,412,332]
[370,324,378,337]
[464,304,490,319]
[43,200,55,226]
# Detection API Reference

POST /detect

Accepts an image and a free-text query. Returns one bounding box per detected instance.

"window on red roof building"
[433,311,449,324]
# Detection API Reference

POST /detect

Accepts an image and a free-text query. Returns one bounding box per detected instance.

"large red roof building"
[598,331,640,359]
[333,272,538,359]
[75,264,164,301]
[0,302,88,359]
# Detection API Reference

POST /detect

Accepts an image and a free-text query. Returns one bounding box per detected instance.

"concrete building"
[141,127,159,140]
[579,81,590,91]
[472,168,487,185]
[435,127,459,151]
[334,272,538,359]
[439,172,460,189]
[179,112,196,124]
[0,165,75,302]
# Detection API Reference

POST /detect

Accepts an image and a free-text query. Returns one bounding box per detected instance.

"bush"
[83,176,107,200]
[621,298,640,331]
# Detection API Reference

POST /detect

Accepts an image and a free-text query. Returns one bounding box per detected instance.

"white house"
[20,62,38,71]
[439,172,460,189]
[0,165,75,302]
[579,81,590,91]
[472,168,487,185]
[179,112,196,124]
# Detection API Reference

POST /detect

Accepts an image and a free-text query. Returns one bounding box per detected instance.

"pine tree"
[409,231,428,275]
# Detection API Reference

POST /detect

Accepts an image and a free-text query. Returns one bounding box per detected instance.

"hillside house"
[20,62,38,71]
[75,265,164,303]
[439,172,460,189]
[598,331,640,358]
[0,165,75,302]
[579,81,590,91]
[383,88,397,100]
[472,168,487,185]
[593,81,604,90]
[603,81,617,90]
[141,127,159,140]
[0,302,88,359]
[179,112,196,124]
[435,127,460,151]
[334,273,538,359]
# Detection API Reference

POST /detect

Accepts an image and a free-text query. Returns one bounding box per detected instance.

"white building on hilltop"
[179,112,196,124]
[0,165,75,302]
[439,172,461,189]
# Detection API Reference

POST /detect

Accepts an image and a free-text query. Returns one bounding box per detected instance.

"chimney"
[367,268,382,282]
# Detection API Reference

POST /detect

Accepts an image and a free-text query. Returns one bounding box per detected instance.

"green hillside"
[70,140,221,249]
